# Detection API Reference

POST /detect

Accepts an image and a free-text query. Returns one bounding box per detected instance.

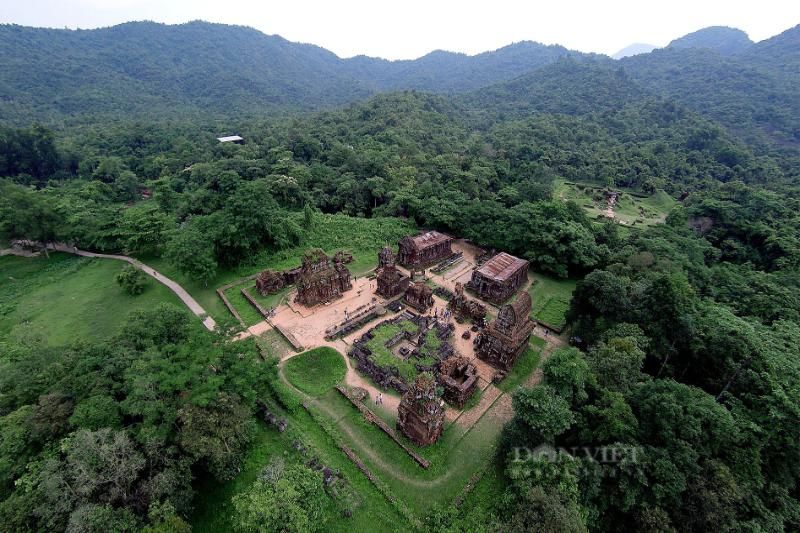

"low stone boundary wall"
[273,322,304,351]
[215,274,259,327]
[240,287,274,319]
[536,320,563,335]
[336,386,430,469]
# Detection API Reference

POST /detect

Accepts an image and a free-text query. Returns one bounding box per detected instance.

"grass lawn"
[498,338,545,393]
[223,284,263,326]
[0,253,186,345]
[528,273,577,329]
[248,284,292,310]
[364,320,422,383]
[315,386,506,514]
[283,347,347,397]
[554,179,676,227]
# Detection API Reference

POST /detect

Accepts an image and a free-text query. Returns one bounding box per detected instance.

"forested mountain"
[622,27,800,155]
[0,21,373,122]
[667,26,754,54]
[1,20,798,161]
[612,43,657,59]
[0,21,583,123]
[350,41,579,93]
[740,24,800,75]
[462,60,649,118]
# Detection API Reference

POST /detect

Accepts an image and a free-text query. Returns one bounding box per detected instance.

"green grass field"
[554,179,676,227]
[0,253,185,345]
[528,273,577,329]
[283,347,347,397]
[498,337,546,393]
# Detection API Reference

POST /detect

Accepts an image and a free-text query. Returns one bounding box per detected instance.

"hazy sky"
[2,0,798,59]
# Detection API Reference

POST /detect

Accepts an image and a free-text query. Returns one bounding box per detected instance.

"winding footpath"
[23,243,217,331]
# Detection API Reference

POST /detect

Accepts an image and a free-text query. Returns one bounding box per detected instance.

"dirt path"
[1,247,40,257]
[41,243,217,331]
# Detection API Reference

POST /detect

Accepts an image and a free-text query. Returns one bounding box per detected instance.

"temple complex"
[475,292,536,371]
[294,249,353,307]
[438,356,478,407]
[397,231,454,268]
[448,282,487,324]
[397,373,445,445]
[404,280,433,313]
[468,252,529,304]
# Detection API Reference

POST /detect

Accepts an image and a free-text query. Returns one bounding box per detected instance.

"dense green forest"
[1,19,799,533]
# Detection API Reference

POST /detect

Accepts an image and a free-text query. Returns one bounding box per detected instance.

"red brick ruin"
[375,246,410,299]
[377,245,395,269]
[475,291,535,372]
[294,248,353,307]
[255,270,286,296]
[397,373,445,445]
[438,356,478,407]
[448,282,487,324]
[468,252,529,304]
[397,231,453,268]
[256,251,353,297]
[404,279,433,313]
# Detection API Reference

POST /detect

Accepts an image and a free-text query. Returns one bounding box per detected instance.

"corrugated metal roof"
[217,135,243,143]
[410,231,452,250]
[476,252,528,282]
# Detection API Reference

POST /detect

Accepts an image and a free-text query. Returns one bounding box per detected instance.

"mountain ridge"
[667,25,753,54]
[0,19,798,156]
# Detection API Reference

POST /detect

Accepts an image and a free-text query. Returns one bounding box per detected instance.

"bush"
[115,264,147,295]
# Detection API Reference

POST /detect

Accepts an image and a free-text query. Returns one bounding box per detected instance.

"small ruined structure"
[375,246,410,299]
[376,265,410,299]
[254,264,303,296]
[397,231,454,268]
[448,282,487,324]
[255,270,285,296]
[294,249,353,307]
[404,280,433,313]
[397,373,445,446]
[476,292,536,372]
[333,250,354,265]
[468,252,529,304]
[438,356,478,408]
[377,246,396,269]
